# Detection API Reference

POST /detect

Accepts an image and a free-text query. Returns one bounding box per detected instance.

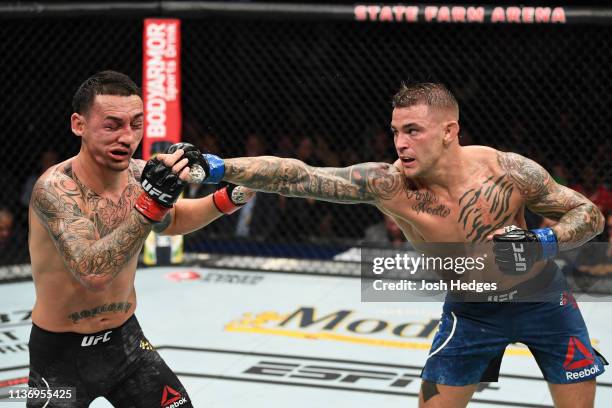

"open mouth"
[110,149,129,158]
[401,157,415,164]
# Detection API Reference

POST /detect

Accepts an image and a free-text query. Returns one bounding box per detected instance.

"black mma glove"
[493,227,558,275]
[135,158,187,222]
[166,142,225,184]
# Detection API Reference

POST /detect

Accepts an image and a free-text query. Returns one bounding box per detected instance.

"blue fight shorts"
[421,263,607,386]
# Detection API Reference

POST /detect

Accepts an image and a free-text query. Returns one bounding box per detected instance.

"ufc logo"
[81,331,112,347]
[488,290,518,302]
[511,243,527,272]
[142,179,172,204]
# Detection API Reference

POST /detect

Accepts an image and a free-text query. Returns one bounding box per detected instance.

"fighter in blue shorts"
[192,82,607,407]
[423,260,607,389]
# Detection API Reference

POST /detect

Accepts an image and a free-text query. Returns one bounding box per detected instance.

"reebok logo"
[81,331,112,347]
[560,291,578,309]
[563,337,594,370]
[565,364,600,380]
[161,385,187,408]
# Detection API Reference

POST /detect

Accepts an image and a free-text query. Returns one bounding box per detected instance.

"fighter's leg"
[27,324,92,408]
[421,305,509,407]
[517,298,605,407]
[418,381,478,408]
[548,380,596,408]
[104,348,193,408]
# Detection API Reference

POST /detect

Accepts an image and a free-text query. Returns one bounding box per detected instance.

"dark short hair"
[72,70,141,115]
[392,82,459,118]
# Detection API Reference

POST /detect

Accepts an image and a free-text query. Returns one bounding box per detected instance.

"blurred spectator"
[183,132,282,242]
[0,207,29,266]
[342,148,361,167]
[551,163,570,186]
[296,136,317,164]
[559,209,610,299]
[571,165,612,213]
[362,214,412,250]
[21,149,59,208]
[459,128,474,146]
[182,119,226,157]
[570,211,612,284]
[313,134,340,167]
[244,132,267,157]
[233,133,282,240]
[279,135,337,241]
[593,144,610,184]
[365,128,395,163]
[274,134,295,158]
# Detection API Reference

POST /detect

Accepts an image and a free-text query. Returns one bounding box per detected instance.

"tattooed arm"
[31,172,152,291]
[497,152,605,249]
[223,156,403,204]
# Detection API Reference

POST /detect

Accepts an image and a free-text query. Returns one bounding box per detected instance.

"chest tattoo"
[65,164,141,238]
[406,190,451,218]
[458,175,515,242]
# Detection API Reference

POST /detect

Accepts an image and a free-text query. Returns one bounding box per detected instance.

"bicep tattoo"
[497,152,604,247]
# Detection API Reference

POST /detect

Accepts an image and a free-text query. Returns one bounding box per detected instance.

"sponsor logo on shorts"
[560,291,578,309]
[140,339,155,351]
[563,336,599,380]
[81,331,112,347]
[566,364,600,380]
[160,385,188,408]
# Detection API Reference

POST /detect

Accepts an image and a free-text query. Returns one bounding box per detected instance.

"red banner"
[142,18,181,160]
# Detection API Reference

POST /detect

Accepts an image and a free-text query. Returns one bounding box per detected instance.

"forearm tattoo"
[224,156,403,203]
[31,167,152,287]
[497,152,604,249]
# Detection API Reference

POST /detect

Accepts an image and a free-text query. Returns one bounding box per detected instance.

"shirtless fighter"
[27,71,252,407]
[193,83,606,407]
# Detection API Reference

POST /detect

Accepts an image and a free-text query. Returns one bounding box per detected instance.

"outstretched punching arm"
[221,156,404,204]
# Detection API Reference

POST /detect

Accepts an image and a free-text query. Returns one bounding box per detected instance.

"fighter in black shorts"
[28,316,191,407]
[27,71,253,407]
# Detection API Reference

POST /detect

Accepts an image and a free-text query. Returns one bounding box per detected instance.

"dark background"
[0,3,610,266]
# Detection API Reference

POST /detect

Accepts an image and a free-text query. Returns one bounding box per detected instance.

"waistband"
[29,314,139,349]
[446,260,567,303]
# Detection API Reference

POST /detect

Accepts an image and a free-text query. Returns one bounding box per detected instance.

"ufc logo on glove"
[142,179,173,205]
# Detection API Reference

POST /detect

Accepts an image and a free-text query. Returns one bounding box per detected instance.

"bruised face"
[71,94,144,172]
[391,104,456,178]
